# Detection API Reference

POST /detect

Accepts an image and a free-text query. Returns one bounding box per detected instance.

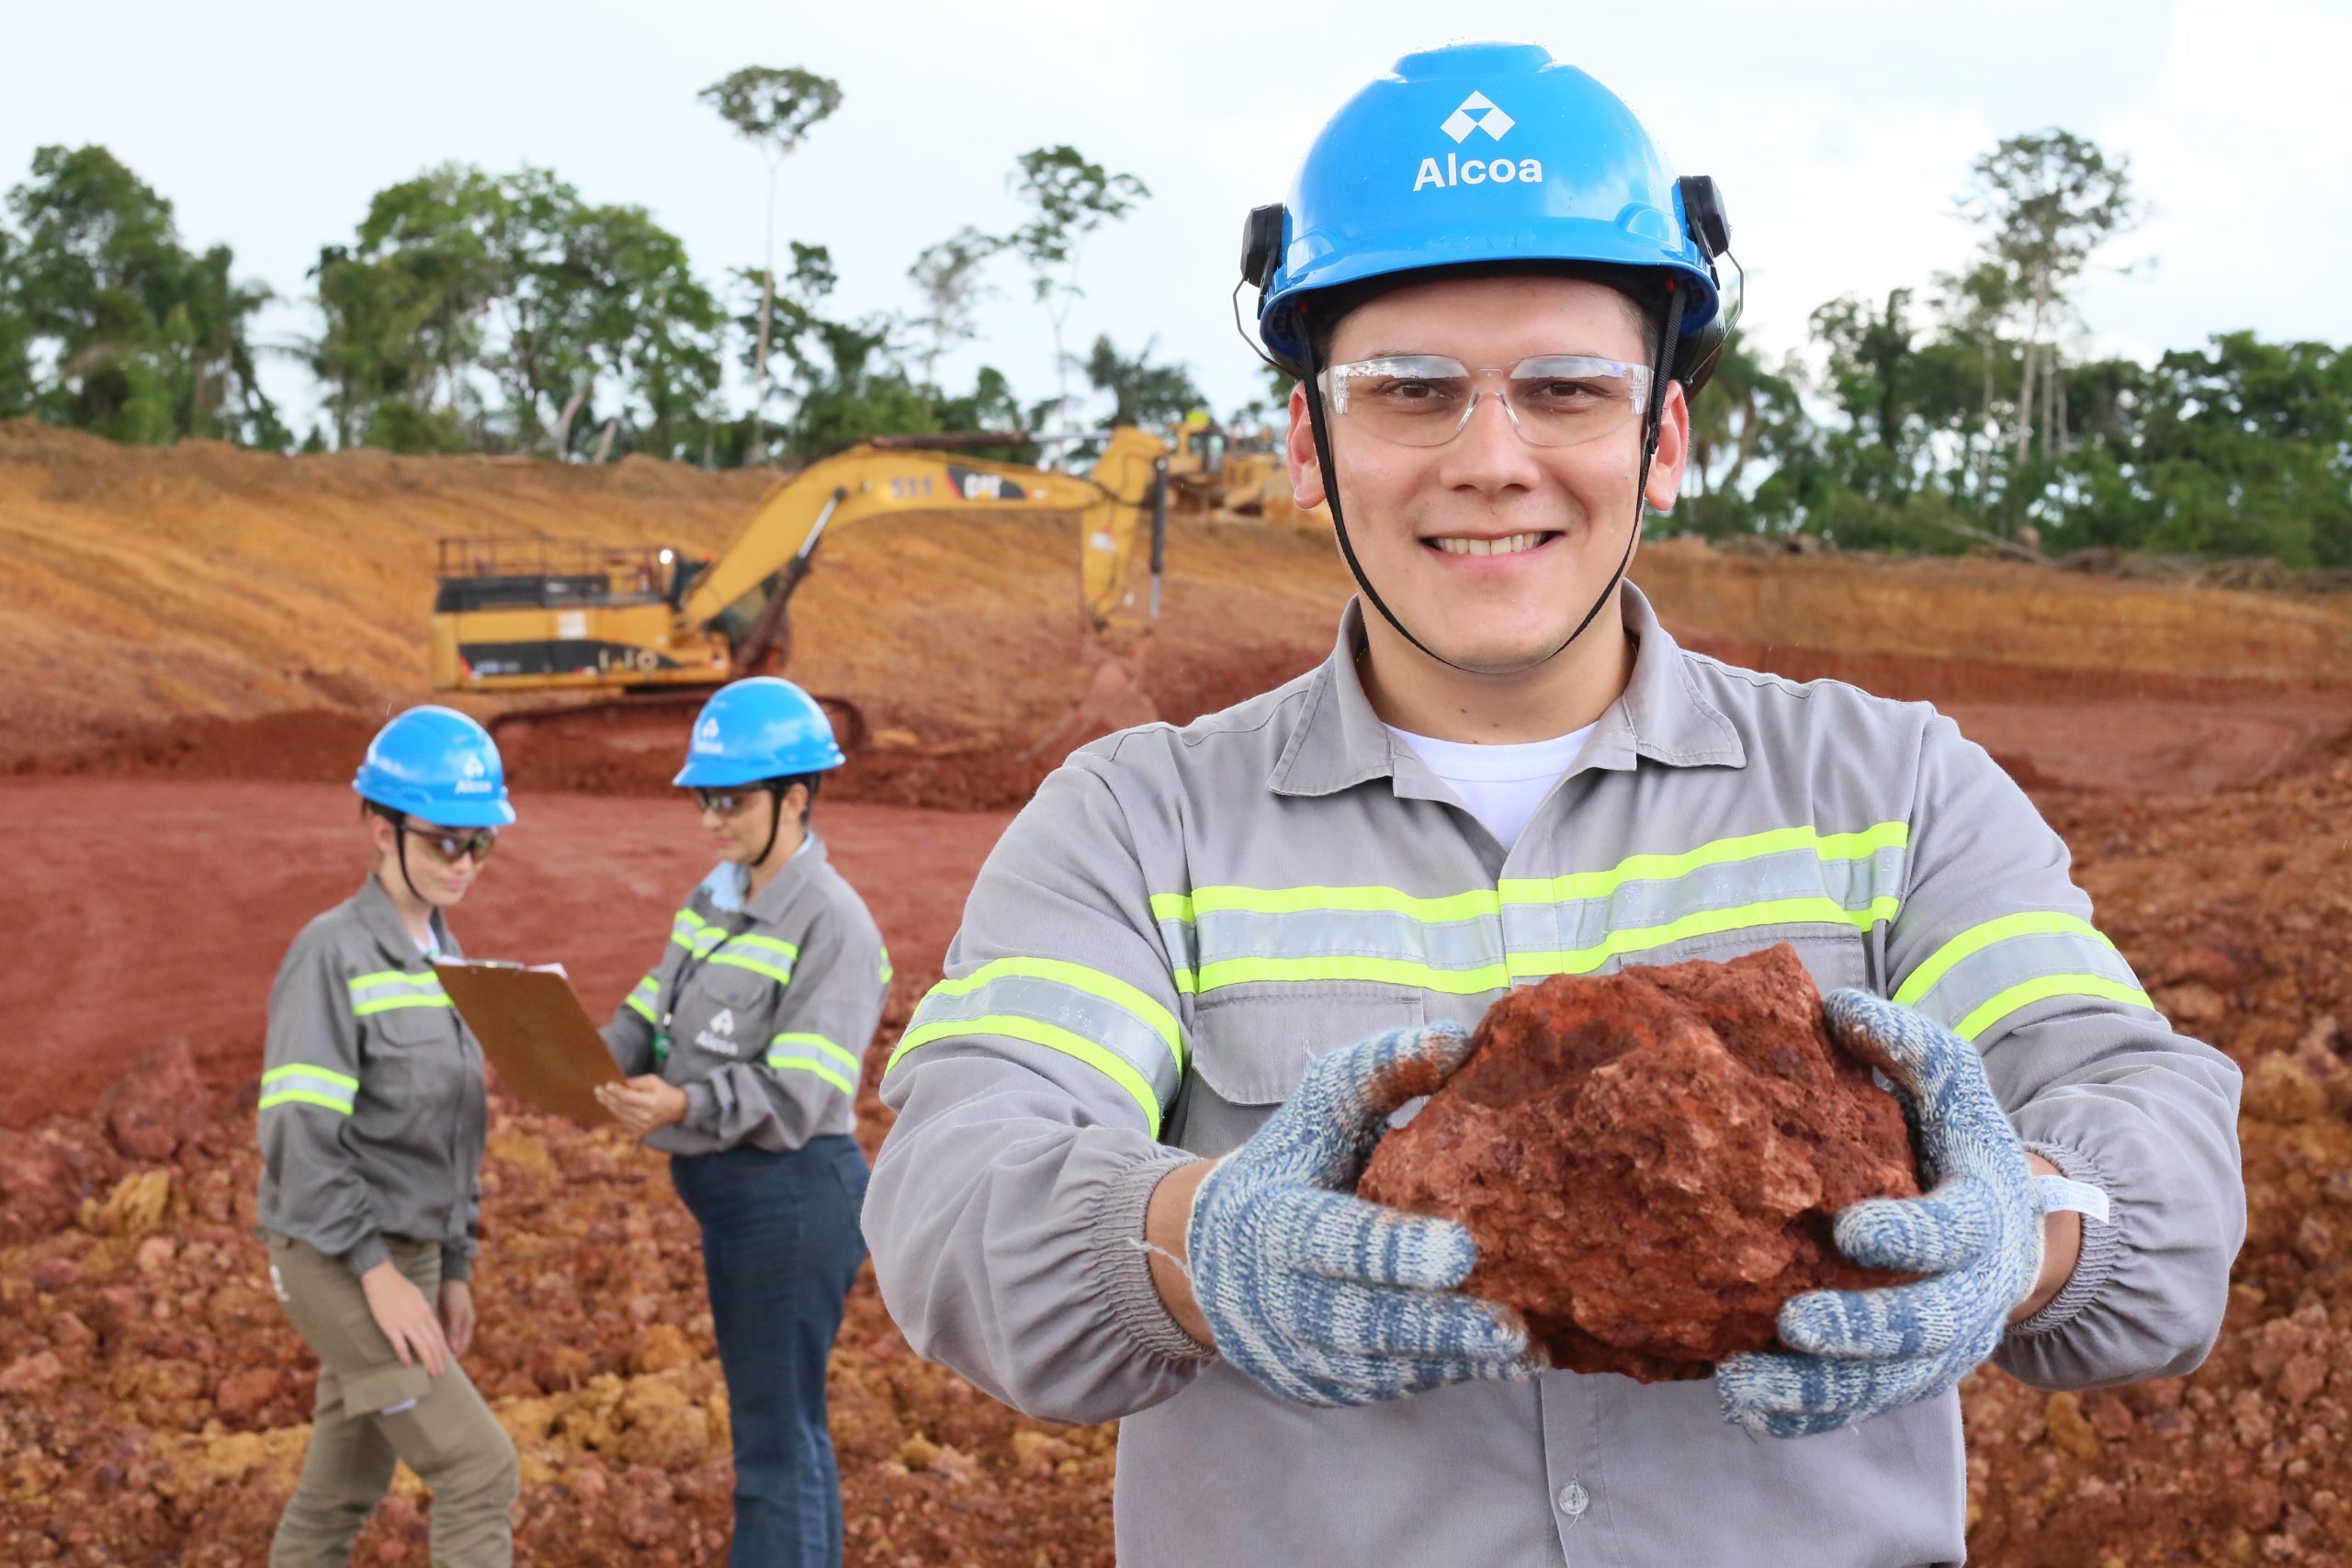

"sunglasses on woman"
[405,822,500,864]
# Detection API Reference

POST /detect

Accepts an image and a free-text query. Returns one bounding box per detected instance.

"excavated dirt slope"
[4,426,2352,1563]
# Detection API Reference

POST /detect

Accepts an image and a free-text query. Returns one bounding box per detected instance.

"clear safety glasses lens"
[1318,355,1652,449]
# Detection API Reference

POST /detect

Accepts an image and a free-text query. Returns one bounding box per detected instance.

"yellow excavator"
[430,427,1170,749]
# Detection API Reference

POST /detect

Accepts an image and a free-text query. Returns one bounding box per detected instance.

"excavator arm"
[679,426,1170,671]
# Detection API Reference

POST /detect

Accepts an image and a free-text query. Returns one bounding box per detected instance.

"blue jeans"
[671,1136,869,1568]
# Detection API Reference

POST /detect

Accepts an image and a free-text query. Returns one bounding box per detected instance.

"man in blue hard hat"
[864,43,2243,1566]
[595,677,888,1568]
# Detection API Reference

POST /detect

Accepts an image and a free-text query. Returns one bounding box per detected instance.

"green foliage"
[698,67,843,161]
[1,144,282,446]
[1081,334,1206,430]
[312,164,718,457]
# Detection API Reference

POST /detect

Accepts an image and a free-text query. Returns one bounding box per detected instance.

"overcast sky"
[6,0,2347,439]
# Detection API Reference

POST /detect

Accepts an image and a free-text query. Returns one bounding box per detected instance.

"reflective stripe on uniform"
[769,1032,862,1077]
[258,1064,359,1114]
[879,946,894,986]
[671,909,726,959]
[1895,911,2155,1042]
[346,969,451,1016]
[766,1055,855,1095]
[707,933,798,986]
[626,976,661,1024]
[891,957,1185,1136]
[1156,821,1909,997]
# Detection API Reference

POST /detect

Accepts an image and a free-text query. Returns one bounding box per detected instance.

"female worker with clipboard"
[594,677,888,1568]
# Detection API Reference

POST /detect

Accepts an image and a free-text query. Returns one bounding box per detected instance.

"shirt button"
[1557,1481,1589,1517]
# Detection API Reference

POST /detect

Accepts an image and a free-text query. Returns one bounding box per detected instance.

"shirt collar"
[714,830,825,924]
[354,874,453,964]
[1268,581,1744,800]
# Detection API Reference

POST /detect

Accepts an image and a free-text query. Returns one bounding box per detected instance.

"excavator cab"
[428,537,728,690]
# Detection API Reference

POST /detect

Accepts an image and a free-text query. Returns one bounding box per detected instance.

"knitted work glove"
[1187,1022,1541,1407]
[1717,988,2044,1438]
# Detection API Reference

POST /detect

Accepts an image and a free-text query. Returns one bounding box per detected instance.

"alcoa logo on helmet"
[454,750,491,794]
[693,716,723,754]
[1413,90,1542,193]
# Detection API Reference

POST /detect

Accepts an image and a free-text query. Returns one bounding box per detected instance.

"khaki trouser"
[264,1233,518,1568]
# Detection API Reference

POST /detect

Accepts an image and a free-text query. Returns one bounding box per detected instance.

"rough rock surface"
[96,1041,216,1162]
[1359,944,1921,1382]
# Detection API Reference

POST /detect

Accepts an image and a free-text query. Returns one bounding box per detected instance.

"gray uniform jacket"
[256,878,486,1281]
[865,585,2246,1568]
[602,831,888,1156]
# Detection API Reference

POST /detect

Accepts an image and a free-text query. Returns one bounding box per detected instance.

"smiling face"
[1288,274,1689,674]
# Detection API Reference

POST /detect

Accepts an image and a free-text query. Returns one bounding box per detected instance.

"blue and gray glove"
[1718,988,2044,1438]
[1187,1022,1542,1407]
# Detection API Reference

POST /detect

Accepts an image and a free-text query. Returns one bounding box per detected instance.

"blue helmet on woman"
[673,678,844,788]
[1238,42,1736,668]
[354,705,514,828]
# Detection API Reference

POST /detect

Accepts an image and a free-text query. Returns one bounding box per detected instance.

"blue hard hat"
[1250,42,1727,378]
[354,705,515,829]
[673,678,844,787]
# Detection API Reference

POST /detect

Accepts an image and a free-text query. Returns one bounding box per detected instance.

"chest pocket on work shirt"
[669,963,781,1069]
[1175,987,1428,1158]
[359,979,470,1143]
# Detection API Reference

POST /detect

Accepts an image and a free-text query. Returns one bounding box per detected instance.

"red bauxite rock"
[1358,944,1921,1382]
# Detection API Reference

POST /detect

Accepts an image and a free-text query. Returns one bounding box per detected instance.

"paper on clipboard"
[435,960,625,1123]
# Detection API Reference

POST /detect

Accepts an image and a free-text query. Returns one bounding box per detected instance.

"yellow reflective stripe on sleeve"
[1953,974,2156,1043]
[258,1065,358,1114]
[765,1056,855,1096]
[1496,821,1909,906]
[1893,912,2114,1008]
[626,992,659,1023]
[769,1032,861,1074]
[888,1014,1163,1135]
[923,957,1182,1070]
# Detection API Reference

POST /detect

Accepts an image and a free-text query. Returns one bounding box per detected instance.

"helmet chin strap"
[1298,280,1687,676]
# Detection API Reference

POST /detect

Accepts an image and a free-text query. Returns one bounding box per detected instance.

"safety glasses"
[404,822,499,865]
[1317,354,1652,449]
[690,786,765,817]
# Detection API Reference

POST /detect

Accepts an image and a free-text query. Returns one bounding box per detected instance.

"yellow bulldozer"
[430,426,1170,751]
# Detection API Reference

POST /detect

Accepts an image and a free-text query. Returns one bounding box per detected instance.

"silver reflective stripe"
[890,958,1184,1135]
[258,1064,359,1114]
[1896,913,2154,1042]
[347,969,449,1016]
[1155,822,1908,996]
[626,976,660,1023]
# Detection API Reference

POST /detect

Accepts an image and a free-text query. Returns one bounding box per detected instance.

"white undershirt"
[1386,722,1597,852]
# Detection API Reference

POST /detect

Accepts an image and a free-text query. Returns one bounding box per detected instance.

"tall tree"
[699,66,842,457]
[1960,130,2139,468]
[6,144,280,445]
[1005,144,1148,435]
[907,225,1001,403]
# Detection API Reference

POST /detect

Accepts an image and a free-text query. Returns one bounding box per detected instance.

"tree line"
[0,87,2342,568]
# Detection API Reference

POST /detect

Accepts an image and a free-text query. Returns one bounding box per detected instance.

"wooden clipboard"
[435,961,624,1123]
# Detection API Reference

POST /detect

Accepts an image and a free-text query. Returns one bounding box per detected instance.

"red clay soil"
[1360,945,1920,1381]
[0,780,1012,1132]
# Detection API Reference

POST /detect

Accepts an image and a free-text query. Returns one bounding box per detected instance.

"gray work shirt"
[602,831,889,1155]
[865,586,2246,1568]
[255,878,486,1280]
